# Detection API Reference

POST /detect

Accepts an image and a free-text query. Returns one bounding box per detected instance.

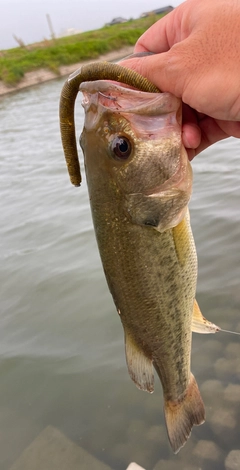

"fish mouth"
[79,80,181,125]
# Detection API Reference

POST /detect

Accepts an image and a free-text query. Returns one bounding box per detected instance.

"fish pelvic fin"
[192,299,220,334]
[164,373,205,454]
[125,330,154,393]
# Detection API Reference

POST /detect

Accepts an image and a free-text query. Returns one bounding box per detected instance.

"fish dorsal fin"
[125,330,154,393]
[192,300,220,334]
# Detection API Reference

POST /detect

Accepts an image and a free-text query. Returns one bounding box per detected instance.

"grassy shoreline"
[0,46,134,96]
[0,14,163,93]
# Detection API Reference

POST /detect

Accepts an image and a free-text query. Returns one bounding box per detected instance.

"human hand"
[120,0,240,159]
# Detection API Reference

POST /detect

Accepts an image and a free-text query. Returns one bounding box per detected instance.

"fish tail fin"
[164,373,205,453]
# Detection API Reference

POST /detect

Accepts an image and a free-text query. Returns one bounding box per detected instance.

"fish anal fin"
[164,373,205,454]
[192,299,220,334]
[125,330,154,393]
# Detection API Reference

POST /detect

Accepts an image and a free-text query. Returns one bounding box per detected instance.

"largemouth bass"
[80,80,205,453]
[59,64,220,453]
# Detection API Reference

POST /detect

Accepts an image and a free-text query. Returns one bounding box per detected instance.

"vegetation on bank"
[0,14,164,86]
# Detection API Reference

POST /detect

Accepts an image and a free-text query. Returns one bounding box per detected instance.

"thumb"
[119,49,184,97]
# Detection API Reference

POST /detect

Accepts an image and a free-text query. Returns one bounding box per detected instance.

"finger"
[134,10,177,53]
[182,123,201,151]
[182,104,201,150]
[194,117,230,156]
[182,106,201,161]
[181,118,240,159]
[134,4,187,54]
[182,111,239,160]
[216,120,240,139]
[120,52,180,95]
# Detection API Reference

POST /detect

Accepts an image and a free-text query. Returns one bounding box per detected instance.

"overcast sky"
[0,0,182,50]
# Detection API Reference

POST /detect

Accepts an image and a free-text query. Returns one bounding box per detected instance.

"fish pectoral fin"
[126,189,189,232]
[124,330,154,393]
[192,299,220,334]
[164,373,205,454]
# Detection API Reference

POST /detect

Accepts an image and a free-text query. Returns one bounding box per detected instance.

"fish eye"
[111,136,132,160]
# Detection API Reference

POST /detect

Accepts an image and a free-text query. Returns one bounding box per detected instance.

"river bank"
[0,45,133,96]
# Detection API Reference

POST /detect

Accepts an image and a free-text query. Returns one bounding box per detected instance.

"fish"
[77,79,220,453]
[59,62,222,453]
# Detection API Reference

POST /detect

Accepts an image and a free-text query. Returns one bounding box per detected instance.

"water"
[0,79,240,470]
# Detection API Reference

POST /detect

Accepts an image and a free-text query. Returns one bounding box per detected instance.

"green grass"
[0,15,164,86]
